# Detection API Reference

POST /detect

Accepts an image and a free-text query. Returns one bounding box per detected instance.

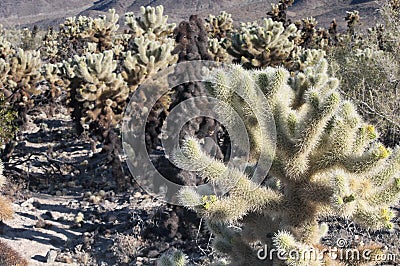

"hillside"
[0,0,380,30]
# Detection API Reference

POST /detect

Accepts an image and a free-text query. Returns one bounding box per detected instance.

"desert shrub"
[328,0,400,147]
[0,93,17,148]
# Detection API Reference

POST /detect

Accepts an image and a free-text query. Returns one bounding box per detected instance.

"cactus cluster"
[0,48,43,128]
[0,28,44,160]
[0,35,14,59]
[125,5,176,38]
[41,63,68,116]
[175,59,400,265]
[345,10,361,36]
[83,9,120,52]
[62,50,129,138]
[205,12,234,63]
[206,11,234,40]
[226,18,300,68]
[267,0,294,26]
[121,33,177,92]
[56,6,178,154]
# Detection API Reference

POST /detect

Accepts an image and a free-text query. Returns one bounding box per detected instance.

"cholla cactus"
[42,63,69,116]
[59,15,94,40]
[295,17,331,50]
[125,5,175,38]
[120,5,178,151]
[208,38,232,62]
[157,250,188,266]
[0,35,15,59]
[267,0,294,26]
[227,18,300,68]
[285,48,326,72]
[121,33,177,92]
[206,11,234,39]
[62,50,129,137]
[205,12,234,63]
[58,14,94,60]
[345,10,360,36]
[0,48,42,127]
[122,5,177,92]
[41,27,60,62]
[82,9,120,52]
[19,26,41,51]
[175,59,400,265]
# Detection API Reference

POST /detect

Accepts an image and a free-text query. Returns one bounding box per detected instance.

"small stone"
[56,190,62,196]
[99,190,106,197]
[74,212,84,223]
[35,219,47,228]
[46,249,58,263]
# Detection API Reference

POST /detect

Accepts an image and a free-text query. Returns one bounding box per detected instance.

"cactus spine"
[226,18,299,68]
[175,59,400,265]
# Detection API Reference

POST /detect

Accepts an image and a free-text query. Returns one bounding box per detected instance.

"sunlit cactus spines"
[285,48,326,72]
[125,5,176,38]
[175,58,400,265]
[121,5,178,92]
[226,18,300,68]
[61,50,129,137]
[0,34,15,59]
[121,33,178,92]
[267,0,294,25]
[0,48,43,128]
[82,9,120,52]
[345,10,361,35]
[59,15,94,39]
[206,11,234,39]
[205,11,234,63]
[157,250,188,266]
